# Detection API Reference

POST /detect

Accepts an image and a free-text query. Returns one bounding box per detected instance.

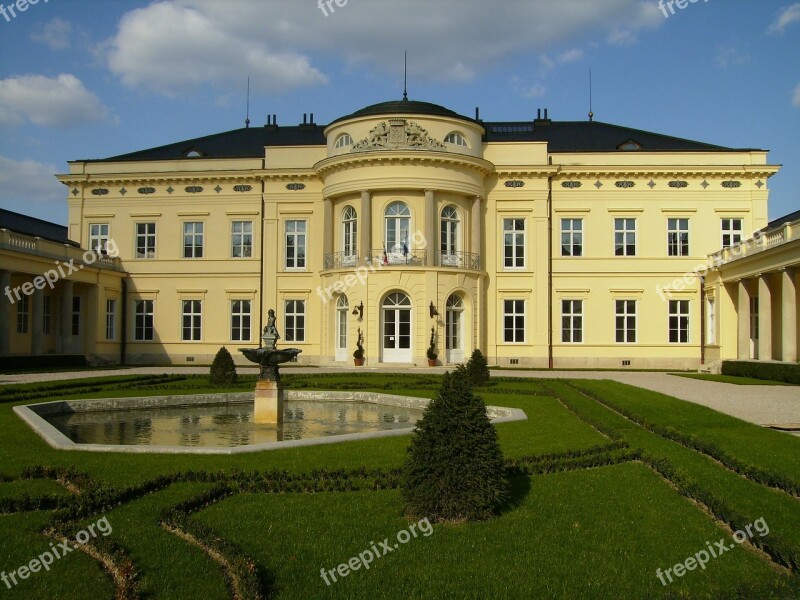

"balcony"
[323,249,481,270]
[0,229,124,272]
[709,218,799,268]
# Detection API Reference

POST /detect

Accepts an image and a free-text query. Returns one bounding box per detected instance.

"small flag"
[402,240,408,256]
[383,246,389,265]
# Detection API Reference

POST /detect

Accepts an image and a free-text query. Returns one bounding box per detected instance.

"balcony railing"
[371,248,427,266]
[709,218,798,267]
[435,251,480,270]
[0,229,124,272]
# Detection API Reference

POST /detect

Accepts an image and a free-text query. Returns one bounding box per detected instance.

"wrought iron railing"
[371,248,427,266]
[435,251,481,270]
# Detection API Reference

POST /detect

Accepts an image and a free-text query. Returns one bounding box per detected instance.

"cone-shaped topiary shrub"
[465,348,490,387]
[209,346,238,385]
[402,365,508,522]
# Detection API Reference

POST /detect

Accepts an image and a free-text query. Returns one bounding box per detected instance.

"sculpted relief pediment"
[351,119,447,152]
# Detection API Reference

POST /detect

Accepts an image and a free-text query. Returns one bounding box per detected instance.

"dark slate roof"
[759,209,800,233]
[0,208,77,246]
[84,99,759,162]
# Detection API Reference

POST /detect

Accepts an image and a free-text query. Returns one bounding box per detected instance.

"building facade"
[35,98,784,368]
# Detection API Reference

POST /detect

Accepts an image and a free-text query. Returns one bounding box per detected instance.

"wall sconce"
[429,301,439,318]
[352,301,364,319]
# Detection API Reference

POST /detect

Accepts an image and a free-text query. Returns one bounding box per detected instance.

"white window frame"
[284,300,305,342]
[89,223,110,255]
[285,220,307,270]
[334,134,353,149]
[181,300,202,341]
[230,300,251,342]
[183,222,204,258]
[614,218,637,257]
[106,299,116,341]
[444,132,468,147]
[707,298,716,345]
[561,218,583,257]
[669,299,690,344]
[384,202,411,255]
[667,218,690,257]
[231,221,253,258]
[721,218,743,249]
[503,218,525,269]
[503,299,525,343]
[615,300,637,344]
[440,205,460,258]
[136,222,156,259]
[342,207,358,258]
[561,299,583,343]
[134,300,154,341]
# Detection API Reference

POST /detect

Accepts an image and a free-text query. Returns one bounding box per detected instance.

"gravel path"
[2,366,798,427]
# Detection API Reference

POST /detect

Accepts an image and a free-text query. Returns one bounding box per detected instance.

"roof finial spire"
[403,50,408,101]
[588,69,594,122]
[245,76,251,128]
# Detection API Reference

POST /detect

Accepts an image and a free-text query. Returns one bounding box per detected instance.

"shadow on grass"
[497,473,532,516]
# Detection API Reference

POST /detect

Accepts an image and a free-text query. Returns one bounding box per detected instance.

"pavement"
[1,366,798,429]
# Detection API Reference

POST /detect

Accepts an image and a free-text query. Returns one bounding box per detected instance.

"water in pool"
[46,400,424,447]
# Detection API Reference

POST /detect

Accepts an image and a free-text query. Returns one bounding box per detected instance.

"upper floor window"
[561,218,583,257]
[183,222,204,258]
[385,202,410,253]
[334,134,353,149]
[721,218,743,249]
[232,221,253,258]
[441,205,460,256]
[89,224,110,255]
[285,220,307,269]
[136,223,156,259]
[342,206,358,257]
[444,132,468,147]
[614,218,636,256]
[667,218,689,257]
[503,218,525,268]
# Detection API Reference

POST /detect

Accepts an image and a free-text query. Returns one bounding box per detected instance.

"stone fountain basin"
[13,391,528,455]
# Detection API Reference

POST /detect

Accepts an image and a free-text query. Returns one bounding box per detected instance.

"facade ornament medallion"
[351,119,447,152]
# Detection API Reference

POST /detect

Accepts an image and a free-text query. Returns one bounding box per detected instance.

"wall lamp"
[352,301,364,320]
[429,301,439,318]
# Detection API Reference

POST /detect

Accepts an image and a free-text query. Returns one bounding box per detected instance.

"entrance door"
[382,292,412,363]
[749,296,759,359]
[335,295,348,362]
[445,294,464,363]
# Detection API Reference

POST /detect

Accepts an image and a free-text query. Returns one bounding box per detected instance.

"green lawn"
[0,373,798,599]
[670,373,797,386]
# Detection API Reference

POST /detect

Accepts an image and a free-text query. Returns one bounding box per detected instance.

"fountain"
[239,309,302,424]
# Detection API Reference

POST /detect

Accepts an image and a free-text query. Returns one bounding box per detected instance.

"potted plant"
[426,327,438,367]
[353,328,365,366]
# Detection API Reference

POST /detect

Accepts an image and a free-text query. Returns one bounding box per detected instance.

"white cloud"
[30,17,73,49]
[715,46,750,68]
[768,3,800,34]
[793,83,800,107]
[522,83,547,98]
[0,156,64,207]
[104,0,663,95]
[0,74,110,127]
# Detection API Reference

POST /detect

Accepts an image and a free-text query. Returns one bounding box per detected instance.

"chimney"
[534,108,552,126]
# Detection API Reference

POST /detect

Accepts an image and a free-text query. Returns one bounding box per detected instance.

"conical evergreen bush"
[465,348,490,387]
[209,346,238,385]
[402,365,508,522]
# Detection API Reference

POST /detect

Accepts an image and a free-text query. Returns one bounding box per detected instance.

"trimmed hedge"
[0,354,87,370]
[721,360,800,385]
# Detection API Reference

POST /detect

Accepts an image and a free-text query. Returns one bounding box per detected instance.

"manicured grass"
[0,373,798,598]
[670,373,796,386]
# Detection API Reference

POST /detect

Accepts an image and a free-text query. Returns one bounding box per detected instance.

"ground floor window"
[561,300,583,343]
[503,299,525,343]
[615,300,637,343]
[285,300,305,342]
[231,300,251,342]
[669,300,690,344]
[182,300,202,341]
[106,299,116,340]
[134,300,154,341]
[16,296,28,334]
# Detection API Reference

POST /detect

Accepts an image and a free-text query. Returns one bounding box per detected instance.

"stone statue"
[262,309,280,350]
[239,308,302,382]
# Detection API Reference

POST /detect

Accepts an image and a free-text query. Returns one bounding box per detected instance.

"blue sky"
[0,0,798,224]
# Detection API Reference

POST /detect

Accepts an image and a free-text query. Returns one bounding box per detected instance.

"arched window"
[384,202,410,255]
[445,294,464,362]
[342,206,357,259]
[444,132,468,147]
[382,292,412,362]
[334,134,353,149]
[440,205,460,261]
[185,150,202,158]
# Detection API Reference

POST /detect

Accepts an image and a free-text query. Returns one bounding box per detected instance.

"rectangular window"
[669,300,690,344]
[561,218,583,257]
[721,218,743,249]
[42,296,51,335]
[285,220,307,269]
[231,221,253,258]
[231,300,251,342]
[561,300,583,343]
[284,300,305,342]
[503,299,525,343]
[89,223,110,254]
[16,295,29,334]
[707,298,716,345]
[134,300,154,341]
[614,218,636,256]
[615,300,637,343]
[106,299,116,340]
[183,222,204,258]
[182,300,202,341]
[667,218,689,257]
[71,296,81,336]
[503,219,525,268]
[136,223,156,259]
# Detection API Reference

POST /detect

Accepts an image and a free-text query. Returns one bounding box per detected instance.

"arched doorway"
[445,293,464,363]
[335,295,348,362]
[382,292,412,363]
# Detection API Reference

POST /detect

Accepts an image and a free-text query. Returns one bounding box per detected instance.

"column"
[60,280,73,354]
[322,197,333,260]
[737,280,750,359]
[0,270,10,355]
[31,288,43,355]
[360,190,371,261]
[471,195,482,263]
[758,275,772,361]
[781,269,797,362]
[425,189,436,267]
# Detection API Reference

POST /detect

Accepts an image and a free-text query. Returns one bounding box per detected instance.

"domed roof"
[332,97,474,124]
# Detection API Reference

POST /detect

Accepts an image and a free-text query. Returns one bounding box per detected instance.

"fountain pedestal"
[253,379,283,424]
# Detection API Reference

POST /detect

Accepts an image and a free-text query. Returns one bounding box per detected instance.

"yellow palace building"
[3,97,793,369]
